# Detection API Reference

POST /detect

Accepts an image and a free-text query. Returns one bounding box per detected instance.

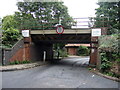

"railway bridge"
[4,17,108,66]
[23,27,107,66]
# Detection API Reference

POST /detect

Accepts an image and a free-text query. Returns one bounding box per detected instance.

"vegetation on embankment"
[98,34,120,78]
[95,2,120,78]
[1,15,21,48]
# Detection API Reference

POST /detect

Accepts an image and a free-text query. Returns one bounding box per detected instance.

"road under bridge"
[21,27,107,66]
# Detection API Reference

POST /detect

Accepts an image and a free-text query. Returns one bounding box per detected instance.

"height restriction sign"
[56,25,64,34]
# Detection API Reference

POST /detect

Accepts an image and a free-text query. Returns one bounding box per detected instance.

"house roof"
[65,44,90,47]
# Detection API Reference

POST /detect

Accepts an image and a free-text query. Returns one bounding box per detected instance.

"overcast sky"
[64,0,99,17]
[0,0,99,19]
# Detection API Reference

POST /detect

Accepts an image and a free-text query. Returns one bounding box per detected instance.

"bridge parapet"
[19,17,110,31]
[30,29,91,35]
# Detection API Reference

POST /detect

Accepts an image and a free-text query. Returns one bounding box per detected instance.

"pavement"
[0,61,48,72]
[2,56,120,88]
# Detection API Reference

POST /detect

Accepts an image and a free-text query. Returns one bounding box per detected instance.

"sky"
[0,0,18,18]
[0,0,99,19]
[63,0,99,17]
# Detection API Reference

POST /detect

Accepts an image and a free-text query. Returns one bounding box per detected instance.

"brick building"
[65,44,90,55]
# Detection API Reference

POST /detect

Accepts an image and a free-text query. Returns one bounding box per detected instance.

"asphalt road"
[2,56,119,88]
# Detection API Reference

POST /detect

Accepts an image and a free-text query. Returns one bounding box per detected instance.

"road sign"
[22,30,30,37]
[92,28,101,37]
[56,25,64,34]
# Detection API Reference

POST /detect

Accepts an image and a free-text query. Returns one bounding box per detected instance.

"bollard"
[43,51,46,62]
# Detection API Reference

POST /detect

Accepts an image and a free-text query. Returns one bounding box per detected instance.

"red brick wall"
[68,48,77,55]
[89,27,107,66]
[9,44,30,62]
[9,48,24,62]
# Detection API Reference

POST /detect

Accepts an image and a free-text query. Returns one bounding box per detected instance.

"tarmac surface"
[2,56,120,89]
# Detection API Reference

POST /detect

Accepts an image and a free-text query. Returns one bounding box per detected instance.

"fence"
[18,17,110,30]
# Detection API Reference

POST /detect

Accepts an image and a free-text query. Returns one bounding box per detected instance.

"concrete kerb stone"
[90,69,120,82]
[0,61,49,72]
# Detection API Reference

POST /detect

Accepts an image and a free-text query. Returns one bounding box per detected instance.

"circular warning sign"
[56,25,64,34]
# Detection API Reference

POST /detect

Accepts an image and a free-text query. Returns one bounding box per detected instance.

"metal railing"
[19,17,110,30]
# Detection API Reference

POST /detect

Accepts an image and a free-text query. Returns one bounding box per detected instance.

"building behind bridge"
[65,44,90,55]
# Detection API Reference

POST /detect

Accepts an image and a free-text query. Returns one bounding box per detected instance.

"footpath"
[0,61,48,72]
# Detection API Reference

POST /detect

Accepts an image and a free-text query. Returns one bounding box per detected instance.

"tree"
[15,1,74,30]
[2,27,20,48]
[77,46,90,56]
[2,15,18,30]
[0,17,2,40]
[0,18,1,26]
[0,17,2,31]
[95,2,120,34]
[1,15,20,48]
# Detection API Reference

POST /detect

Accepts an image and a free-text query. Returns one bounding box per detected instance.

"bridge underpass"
[31,34,91,44]
[21,17,108,66]
[23,29,95,66]
[31,29,91,43]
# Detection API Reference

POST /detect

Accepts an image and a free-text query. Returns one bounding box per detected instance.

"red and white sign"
[56,25,64,34]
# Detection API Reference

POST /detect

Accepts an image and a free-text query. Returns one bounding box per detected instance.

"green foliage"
[102,71,119,78]
[88,68,92,70]
[2,28,20,48]
[54,49,68,58]
[2,15,18,30]
[10,60,31,65]
[98,30,120,77]
[100,62,111,72]
[59,49,68,57]
[0,17,2,42]
[15,2,75,30]
[1,15,21,48]
[53,43,65,50]
[0,18,2,26]
[100,52,111,72]
[53,44,68,58]
[99,34,119,52]
[77,46,90,56]
[95,2,120,34]
[116,58,120,62]
[106,72,114,76]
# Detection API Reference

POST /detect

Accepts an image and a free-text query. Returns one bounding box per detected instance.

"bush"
[99,34,119,52]
[59,49,68,57]
[99,34,120,75]
[100,62,111,72]
[77,46,90,56]
[54,49,68,58]
[2,28,20,48]
[10,60,31,65]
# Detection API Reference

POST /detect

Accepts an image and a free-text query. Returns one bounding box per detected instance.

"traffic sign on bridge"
[56,25,64,34]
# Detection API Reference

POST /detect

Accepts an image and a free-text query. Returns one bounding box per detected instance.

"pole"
[23,43,26,61]
[2,49,5,65]
[59,17,62,25]
[43,51,46,62]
